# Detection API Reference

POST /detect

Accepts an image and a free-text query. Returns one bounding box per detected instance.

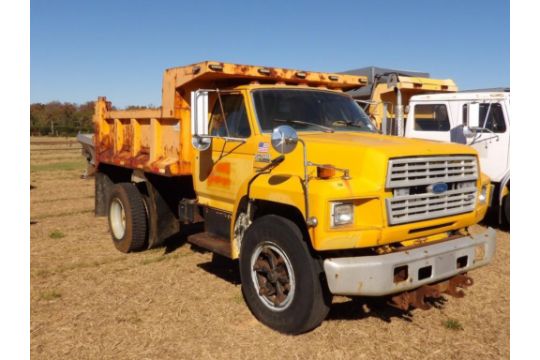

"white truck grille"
[386,156,478,225]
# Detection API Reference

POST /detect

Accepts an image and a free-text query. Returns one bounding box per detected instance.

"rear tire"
[239,215,330,334]
[108,183,148,253]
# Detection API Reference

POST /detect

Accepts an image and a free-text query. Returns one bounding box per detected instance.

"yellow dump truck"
[91,61,495,334]
[343,67,457,135]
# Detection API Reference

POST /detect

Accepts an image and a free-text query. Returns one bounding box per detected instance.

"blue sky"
[31,0,509,108]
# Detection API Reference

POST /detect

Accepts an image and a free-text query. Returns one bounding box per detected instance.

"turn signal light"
[209,64,224,71]
[317,166,336,179]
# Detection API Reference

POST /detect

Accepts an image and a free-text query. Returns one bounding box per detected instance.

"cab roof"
[411,91,509,102]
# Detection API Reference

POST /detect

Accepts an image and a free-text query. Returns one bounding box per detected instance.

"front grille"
[386,156,478,188]
[386,155,478,225]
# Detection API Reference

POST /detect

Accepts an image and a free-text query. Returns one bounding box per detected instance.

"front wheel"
[502,193,510,227]
[239,215,330,334]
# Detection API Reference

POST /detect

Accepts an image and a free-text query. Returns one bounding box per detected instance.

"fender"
[230,172,306,258]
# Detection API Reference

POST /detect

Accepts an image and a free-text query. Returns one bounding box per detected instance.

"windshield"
[252,89,377,133]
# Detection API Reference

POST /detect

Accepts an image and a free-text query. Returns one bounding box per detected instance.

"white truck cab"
[404,90,510,225]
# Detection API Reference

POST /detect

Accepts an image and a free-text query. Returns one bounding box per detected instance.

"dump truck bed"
[92,61,368,176]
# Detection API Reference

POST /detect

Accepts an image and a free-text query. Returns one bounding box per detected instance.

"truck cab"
[343,66,458,135]
[90,61,496,334]
[404,91,510,225]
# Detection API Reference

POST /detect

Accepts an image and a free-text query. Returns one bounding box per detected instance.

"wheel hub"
[110,198,126,240]
[251,243,295,311]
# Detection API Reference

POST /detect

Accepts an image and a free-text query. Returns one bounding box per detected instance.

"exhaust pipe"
[394,86,404,137]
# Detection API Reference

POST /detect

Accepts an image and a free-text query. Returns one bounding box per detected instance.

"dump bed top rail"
[160,61,368,116]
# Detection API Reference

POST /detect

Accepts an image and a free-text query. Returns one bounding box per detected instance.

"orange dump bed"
[93,61,368,176]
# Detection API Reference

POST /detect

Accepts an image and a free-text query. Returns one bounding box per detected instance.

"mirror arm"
[246,155,285,203]
[257,155,285,173]
[297,138,318,226]
[468,127,499,145]
[469,128,500,145]
[216,89,231,138]
[197,135,247,143]
[475,135,499,144]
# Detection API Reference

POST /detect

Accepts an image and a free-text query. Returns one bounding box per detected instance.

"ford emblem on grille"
[429,182,448,194]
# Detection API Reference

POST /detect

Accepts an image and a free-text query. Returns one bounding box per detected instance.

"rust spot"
[388,274,474,311]
[393,266,408,283]
[268,67,278,77]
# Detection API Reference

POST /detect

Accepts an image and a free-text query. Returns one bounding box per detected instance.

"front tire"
[108,183,148,253]
[239,215,330,334]
[502,193,510,228]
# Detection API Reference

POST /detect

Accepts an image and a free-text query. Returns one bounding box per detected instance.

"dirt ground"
[30,137,509,359]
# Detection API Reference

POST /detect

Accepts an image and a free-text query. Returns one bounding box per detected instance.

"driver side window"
[462,103,506,133]
[209,94,251,138]
[413,104,450,131]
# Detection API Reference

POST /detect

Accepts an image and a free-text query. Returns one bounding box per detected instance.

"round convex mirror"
[463,126,475,138]
[271,125,298,154]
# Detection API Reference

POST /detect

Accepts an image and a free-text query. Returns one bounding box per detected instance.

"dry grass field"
[30,137,509,359]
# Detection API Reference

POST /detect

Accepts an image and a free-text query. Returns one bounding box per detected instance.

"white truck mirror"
[467,103,480,128]
[190,90,211,151]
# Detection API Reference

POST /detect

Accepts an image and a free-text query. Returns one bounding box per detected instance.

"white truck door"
[463,101,509,182]
[405,102,452,142]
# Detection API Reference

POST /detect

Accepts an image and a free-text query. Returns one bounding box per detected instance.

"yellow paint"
[93,62,490,260]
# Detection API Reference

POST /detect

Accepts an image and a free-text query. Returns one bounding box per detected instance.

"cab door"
[463,101,509,182]
[193,91,257,213]
[405,102,452,142]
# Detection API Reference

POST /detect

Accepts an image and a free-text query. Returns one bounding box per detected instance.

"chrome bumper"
[323,228,496,296]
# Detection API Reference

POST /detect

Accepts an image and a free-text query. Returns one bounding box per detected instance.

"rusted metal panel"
[108,109,162,119]
[389,273,474,311]
[187,232,232,258]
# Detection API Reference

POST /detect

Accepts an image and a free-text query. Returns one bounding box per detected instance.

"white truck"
[403,90,510,226]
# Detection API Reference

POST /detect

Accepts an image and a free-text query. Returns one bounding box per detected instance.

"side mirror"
[190,90,211,151]
[463,126,475,138]
[467,103,480,128]
[271,125,298,154]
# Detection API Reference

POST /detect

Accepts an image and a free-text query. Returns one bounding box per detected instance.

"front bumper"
[323,228,496,296]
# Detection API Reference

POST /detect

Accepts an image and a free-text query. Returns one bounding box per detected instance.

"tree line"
[30,102,157,136]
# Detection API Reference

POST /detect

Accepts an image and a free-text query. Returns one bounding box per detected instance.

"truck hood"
[296,132,477,188]
[300,132,475,158]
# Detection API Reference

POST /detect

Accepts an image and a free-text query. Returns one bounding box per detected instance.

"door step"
[187,232,232,258]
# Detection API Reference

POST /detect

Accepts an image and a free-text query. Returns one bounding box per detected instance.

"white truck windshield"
[253,89,376,133]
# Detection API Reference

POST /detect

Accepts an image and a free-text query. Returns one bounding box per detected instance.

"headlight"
[331,202,354,226]
[479,185,488,204]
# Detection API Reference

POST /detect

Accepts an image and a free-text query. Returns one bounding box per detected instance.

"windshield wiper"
[332,120,362,128]
[332,119,375,132]
[273,119,334,133]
